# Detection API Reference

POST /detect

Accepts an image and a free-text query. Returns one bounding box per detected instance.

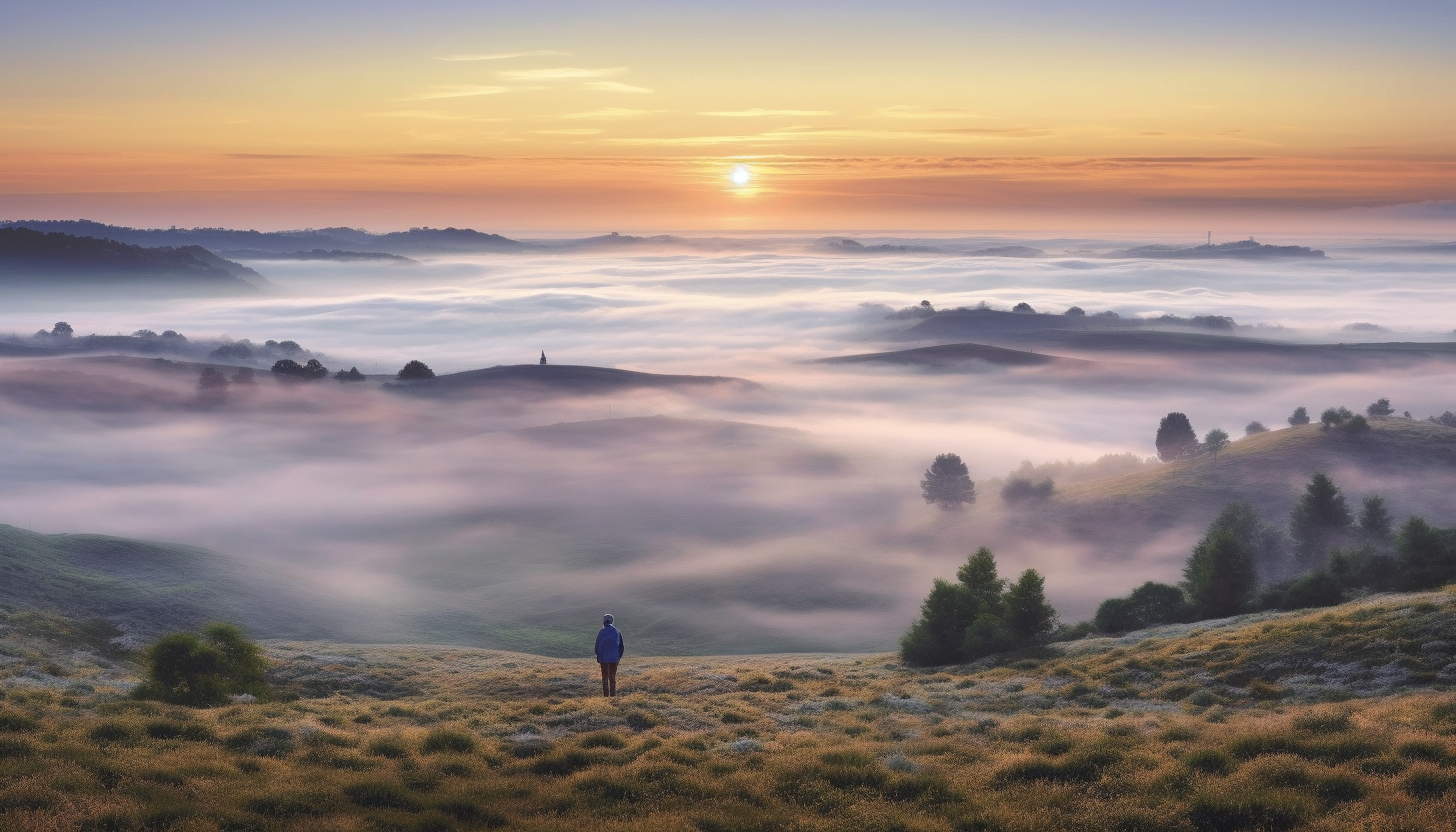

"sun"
[729,164,752,187]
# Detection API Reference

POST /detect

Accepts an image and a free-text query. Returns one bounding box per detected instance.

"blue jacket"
[595,624,624,663]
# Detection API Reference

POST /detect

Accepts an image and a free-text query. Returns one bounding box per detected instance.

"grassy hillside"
[0,525,334,642]
[1034,418,1456,547]
[5,591,1456,830]
[390,364,763,399]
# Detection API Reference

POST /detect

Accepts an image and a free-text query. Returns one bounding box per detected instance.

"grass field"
[6,589,1456,831]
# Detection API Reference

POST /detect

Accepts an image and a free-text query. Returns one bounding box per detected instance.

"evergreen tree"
[900,579,975,667]
[1289,473,1352,571]
[920,453,976,510]
[1003,569,1057,643]
[956,547,1004,614]
[1367,397,1394,417]
[1288,406,1310,426]
[1183,528,1256,619]
[1155,412,1198,461]
[1245,421,1268,436]
[1394,517,1456,591]
[1358,495,1393,544]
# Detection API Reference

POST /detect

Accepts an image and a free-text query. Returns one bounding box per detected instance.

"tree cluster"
[397,360,436,380]
[271,358,328,380]
[1085,471,1449,636]
[1001,477,1054,505]
[133,623,270,707]
[900,548,1057,667]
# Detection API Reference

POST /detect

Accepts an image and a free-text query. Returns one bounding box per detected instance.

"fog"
[3,236,1456,654]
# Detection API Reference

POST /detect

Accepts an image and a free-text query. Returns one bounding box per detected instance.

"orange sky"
[2,1,1454,231]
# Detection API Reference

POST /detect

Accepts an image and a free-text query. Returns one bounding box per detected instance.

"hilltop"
[1024,418,1456,550]
[4,590,1456,831]
[387,364,763,399]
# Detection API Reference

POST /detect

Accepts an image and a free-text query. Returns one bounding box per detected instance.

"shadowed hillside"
[0,227,262,295]
[808,342,1091,371]
[0,525,336,642]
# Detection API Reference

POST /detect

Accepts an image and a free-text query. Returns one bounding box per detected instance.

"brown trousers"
[599,662,618,697]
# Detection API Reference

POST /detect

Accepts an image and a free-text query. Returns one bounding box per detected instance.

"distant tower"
[539,351,547,365]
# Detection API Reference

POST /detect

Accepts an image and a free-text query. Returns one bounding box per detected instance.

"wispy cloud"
[583,81,654,94]
[601,126,1052,146]
[408,85,511,100]
[699,109,835,117]
[498,67,626,80]
[435,50,570,61]
[368,110,470,120]
[534,128,604,135]
[560,108,658,120]
[872,105,985,119]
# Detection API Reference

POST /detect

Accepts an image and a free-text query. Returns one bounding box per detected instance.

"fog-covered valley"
[3,234,1456,654]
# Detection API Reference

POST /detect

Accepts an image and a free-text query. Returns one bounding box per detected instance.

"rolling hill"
[808,342,1091,370]
[387,363,764,399]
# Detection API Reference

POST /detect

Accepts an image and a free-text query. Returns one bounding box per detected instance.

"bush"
[1187,790,1313,832]
[1001,477,1054,504]
[133,623,269,707]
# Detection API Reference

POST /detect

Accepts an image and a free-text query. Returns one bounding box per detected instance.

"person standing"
[594,614,624,697]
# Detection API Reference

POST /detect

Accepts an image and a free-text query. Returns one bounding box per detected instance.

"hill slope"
[1039,418,1456,546]
[0,525,334,641]
[5,591,1456,831]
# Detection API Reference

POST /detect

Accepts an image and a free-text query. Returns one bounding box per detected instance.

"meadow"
[6,588,1456,831]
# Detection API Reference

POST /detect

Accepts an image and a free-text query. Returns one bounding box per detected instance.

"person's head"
[603,614,614,626]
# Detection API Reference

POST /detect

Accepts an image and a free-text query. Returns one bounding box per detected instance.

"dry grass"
[7,592,1456,830]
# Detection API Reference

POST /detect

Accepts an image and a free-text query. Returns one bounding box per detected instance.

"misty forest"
[7,223,1456,831]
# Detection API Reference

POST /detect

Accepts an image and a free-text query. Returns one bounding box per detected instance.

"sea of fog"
[2,237,1456,652]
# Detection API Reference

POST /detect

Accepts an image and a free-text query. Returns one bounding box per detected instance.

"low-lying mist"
[2,237,1455,654]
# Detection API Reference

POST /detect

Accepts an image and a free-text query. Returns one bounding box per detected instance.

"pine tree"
[1183,528,1256,619]
[1289,473,1352,570]
[1003,570,1057,643]
[1358,495,1393,544]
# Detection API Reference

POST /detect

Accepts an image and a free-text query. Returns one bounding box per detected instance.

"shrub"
[343,780,422,811]
[420,728,476,754]
[224,726,295,757]
[366,736,411,758]
[0,712,39,732]
[580,731,628,749]
[1401,766,1451,799]
[134,623,269,707]
[1183,748,1235,775]
[0,738,35,759]
[88,722,139,745]
[1187,789,1314,832]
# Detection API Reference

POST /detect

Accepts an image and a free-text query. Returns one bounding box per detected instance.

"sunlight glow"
[730,164,752,187]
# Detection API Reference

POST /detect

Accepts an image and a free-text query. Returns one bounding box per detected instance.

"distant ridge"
[0,220,524,256]
[1109,239,1325,259]
[809,342,1088,370]
[0,227,262,295]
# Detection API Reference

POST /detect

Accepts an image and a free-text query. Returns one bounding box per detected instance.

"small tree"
[197,368,229,404]
[1288,406,1310,426]
[1183,528,1256,619]
[1289,473,1352,571]
[1367,398,1394,417]
[1203,428,1230,464]
[1155,412,1198,462]
[1011,302,1036,313]
[51,321,74,338]
[1065,306,1086,316]
[901,547,1056,666]
[334,367,366,382]
[1094,581,1187,633]
[1244,421,1268,436]
[397,360,436,380]
[921,453,976,510]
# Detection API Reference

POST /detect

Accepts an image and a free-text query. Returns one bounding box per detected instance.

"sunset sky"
[3,0,1453,231]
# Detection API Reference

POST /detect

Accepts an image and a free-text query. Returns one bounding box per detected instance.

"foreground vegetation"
[7,590,1456,831]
